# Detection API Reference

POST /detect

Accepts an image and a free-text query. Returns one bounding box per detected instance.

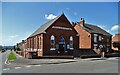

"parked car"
[1,49,5,53]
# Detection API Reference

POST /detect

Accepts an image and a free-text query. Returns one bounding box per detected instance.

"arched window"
[59,36,65,44]
[50,35,55,50]
[70,36,73,50]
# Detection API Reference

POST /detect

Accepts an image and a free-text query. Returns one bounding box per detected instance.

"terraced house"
[17,13,112,58]
[112,34,120,51]
[73,18,112,55]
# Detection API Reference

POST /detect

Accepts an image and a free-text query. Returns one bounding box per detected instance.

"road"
[0,52,2,75]
[2,57,118,73]
[2,50,11,69]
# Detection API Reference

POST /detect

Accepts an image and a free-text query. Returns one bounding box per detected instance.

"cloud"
[9,35,19,38]
[106,30,110,33]
[45,14,57,20]
[4,35,19,42]
[111,25,120,31]
[97,24,112,34]
[97,25,107,29]
[2,35,19,46]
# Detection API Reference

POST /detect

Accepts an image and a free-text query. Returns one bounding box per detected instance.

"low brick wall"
[81,53,120,59]
[74,49,96,57]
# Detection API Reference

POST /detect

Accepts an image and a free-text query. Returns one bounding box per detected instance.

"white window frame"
[94,34,98,42]
[50,48,56,50]
[93,44,98,51]
[50,35,56,50]
[70,36,74,50]
[99,36,102,41]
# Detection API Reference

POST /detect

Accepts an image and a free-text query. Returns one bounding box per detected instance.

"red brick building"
[23,13,79,58]
[73,18,112,55]
[112,34,120,50]
[17,13,112,58]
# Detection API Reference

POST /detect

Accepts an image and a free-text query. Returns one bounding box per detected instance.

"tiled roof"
[29,14,63,38]
[77,22,112,36]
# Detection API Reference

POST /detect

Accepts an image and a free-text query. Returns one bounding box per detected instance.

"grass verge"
[8,51,17,60]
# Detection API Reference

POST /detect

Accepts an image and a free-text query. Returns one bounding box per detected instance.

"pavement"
[9,51,119,65]
[9,51,78,65]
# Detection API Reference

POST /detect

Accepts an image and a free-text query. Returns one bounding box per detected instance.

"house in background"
[112,34,120,51]
[73,18,112,55]
[16,40,27,56]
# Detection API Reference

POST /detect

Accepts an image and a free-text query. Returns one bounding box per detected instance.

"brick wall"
[43,14,79,56]
[74,25,91,49]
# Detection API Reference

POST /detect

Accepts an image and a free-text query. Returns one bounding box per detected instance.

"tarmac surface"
[1,50,119,73]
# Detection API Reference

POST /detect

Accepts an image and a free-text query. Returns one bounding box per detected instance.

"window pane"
[99,36,102,41]
[51,35,55,40]
[70,36,73,49]
[70,36,73,41]
[94,36,97,42]
[50,35,55,49]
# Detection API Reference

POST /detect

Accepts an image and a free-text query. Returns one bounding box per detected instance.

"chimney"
[80,18,85,27]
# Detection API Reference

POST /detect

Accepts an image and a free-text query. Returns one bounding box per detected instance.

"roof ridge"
[28,14,64,38]
[76,22,112,36]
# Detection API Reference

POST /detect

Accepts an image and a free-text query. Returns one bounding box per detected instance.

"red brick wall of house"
[74,25,91,49]
[26,34,43,57]
[74,23,112,54]
[37,34,43,56]
[112,34,120,50]
[42,14,79,56]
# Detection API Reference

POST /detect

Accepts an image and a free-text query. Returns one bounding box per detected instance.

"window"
[40,37,41,49]
[36,36,37,49]
[34,37,36,49]
[50,35,55,50]
[93,44,98,51]
[67,44,70,49]
[70,36,73,50]
[59,36,65,44]
[107,39,109,42]
[38,36,42,51]
[99,36,102,41]
[94,34,98,42]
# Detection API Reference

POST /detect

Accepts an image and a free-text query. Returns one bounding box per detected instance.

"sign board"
[67,44,70,49]
[52,26,72,30]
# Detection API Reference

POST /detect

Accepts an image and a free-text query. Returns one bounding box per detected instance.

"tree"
[15,43,21,51]
[0,45,3,51]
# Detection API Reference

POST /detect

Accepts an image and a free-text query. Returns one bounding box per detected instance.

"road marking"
[3,68,10,71]
[33,65,41,67]
[5,58,9,65]
[15,67,21,69]
[26,65,31,68]
[5,59,11,65]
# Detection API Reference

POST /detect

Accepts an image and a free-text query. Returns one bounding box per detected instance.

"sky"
[1,2,119,46]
